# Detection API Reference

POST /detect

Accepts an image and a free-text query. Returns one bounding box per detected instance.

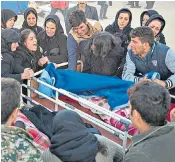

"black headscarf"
[140,9,158,26]
[111,8,132,34]
[44,14,64,37]
[50,110,98,162]
[1,9,17,28]
[145,14,165,36]
[1,28,20,53]
[21,7,42,35]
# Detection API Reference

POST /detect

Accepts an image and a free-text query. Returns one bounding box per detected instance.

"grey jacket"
[65,4,99,34]
[124,125,175,162]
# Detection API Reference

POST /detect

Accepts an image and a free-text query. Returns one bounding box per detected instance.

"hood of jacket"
[140,10,158,26]
[1,9,18,28]
[44,14,64,36]
[145,14,165,36]
[1,28,20,53]
[112,8,132,34]
[22,7,38,31]
[50,110,98,162]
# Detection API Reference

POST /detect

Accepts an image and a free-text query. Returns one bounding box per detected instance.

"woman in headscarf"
[145,14,166,45]
[1,29,34,83]
[140,9,158,26]
[1,9,19,33]
[37,14,68,67]
[105,8,132,54]
[20,7,43,35]
[14,29,42,74]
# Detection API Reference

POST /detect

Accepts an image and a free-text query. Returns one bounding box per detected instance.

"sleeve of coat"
[1,58,22,83]
[67,34,78,70]
[14,50,26,74]
[122,52,140,83]
[47,34,68,64]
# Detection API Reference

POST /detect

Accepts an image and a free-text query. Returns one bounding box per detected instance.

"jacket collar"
[131,124,174,147]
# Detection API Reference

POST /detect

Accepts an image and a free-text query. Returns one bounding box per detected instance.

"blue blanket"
[38,63,134,110]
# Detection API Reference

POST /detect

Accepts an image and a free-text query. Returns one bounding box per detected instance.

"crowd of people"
[1,1,175,162]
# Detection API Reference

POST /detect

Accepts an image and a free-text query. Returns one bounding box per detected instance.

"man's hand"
[154,79,166,88]
[139,76,151,82]
[21,68,34,80]
[38,56,50,66]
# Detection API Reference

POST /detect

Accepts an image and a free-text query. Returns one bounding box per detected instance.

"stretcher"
[21,61,175,153]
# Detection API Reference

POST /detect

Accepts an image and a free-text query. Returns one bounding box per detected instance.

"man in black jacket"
[65,1,99,34]
[124,81,175,162]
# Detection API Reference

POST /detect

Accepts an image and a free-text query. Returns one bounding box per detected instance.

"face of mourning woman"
[148,19,162,36]
[142,14,149,26]
[11,42,19,52]
[24,32,37,52]
[27,12,37,27]
[46,21,56,37]
[117,12,130,30]
[6,17,16,28]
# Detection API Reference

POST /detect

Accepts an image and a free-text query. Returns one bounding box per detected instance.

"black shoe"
[103,16,108,19]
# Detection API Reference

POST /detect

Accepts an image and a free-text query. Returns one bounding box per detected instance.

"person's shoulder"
[67,5,77,13]
[1,125,43,162]
[87,19,102,32]
[105,25,113,32]
[37,30,45,39]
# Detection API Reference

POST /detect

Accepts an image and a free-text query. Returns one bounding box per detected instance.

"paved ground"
[14,1,175,51]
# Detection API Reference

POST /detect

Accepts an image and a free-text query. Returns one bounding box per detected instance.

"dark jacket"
[124,125,175,162]
[1,29,22,82]
[37,15,68,64]
[65,4,99,34]
[1,9,19,33]
[145,14,166,44]
[14,42,42,73]
[50,110,99,162]
[140,9,158,26]
[20,7,43,36]
[122,42,175,89]
[105,8,132,53]
[22,105,57,139]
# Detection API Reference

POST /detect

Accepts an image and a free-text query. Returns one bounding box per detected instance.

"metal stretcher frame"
[22,61,175,153]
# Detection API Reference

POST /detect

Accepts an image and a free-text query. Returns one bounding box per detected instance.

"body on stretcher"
[13,61,175,153]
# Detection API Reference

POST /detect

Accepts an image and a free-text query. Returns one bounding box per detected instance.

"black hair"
[90,31,121,58]
[130,26,154,46]
[69,10,86,27]
[1,78,21,123]
[128,81,170,126]
[20,29,36,43]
